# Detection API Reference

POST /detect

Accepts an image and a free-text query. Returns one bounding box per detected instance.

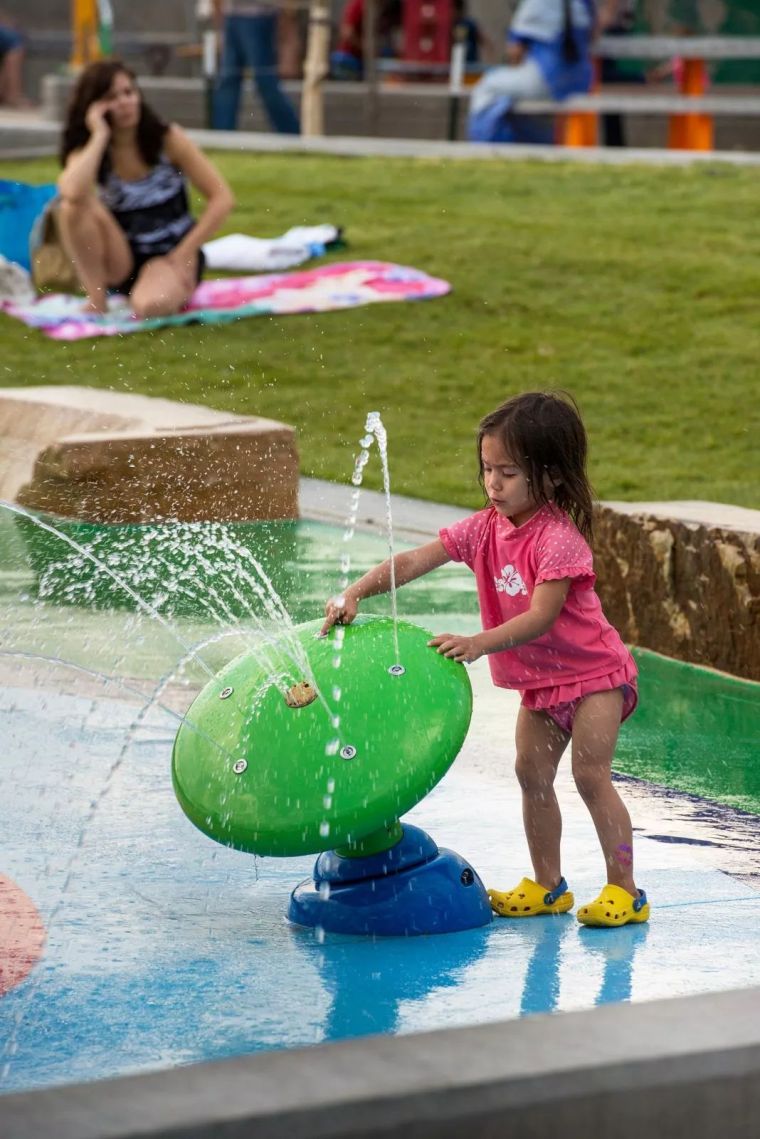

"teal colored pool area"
[1,511,759,1096]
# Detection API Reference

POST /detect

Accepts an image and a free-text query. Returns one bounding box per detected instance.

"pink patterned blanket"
[1,261,451,341]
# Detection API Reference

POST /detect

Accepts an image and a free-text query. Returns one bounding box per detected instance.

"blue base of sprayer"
[287,824,493,936]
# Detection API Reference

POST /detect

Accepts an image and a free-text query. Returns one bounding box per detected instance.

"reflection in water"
[299,913,651,1036]
[617,651,760,815]
[300,926,491,1039]
[519,918,567,1017]
[619,775,760,880]
[519,917,648,1016]
[578,923,649,1006]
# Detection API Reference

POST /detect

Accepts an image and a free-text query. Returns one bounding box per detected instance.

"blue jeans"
[213,13,300,135]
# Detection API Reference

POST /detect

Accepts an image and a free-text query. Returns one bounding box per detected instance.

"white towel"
[202,225,341,272]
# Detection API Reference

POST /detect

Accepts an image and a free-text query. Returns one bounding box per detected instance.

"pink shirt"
[439,504,634,692]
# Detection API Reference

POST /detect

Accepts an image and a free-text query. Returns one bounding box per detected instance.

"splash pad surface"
[1,513,759,1095]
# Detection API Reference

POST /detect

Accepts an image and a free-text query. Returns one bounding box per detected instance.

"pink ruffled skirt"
[520,661,638,736]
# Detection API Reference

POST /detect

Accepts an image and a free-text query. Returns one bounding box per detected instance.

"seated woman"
[57,60,234,317]
[468,0,595,144]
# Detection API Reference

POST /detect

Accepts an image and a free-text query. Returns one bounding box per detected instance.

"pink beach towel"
[0,261,451,341]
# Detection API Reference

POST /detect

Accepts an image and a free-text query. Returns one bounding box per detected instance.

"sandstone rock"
[594,501,760,683]
[0,386,298,523]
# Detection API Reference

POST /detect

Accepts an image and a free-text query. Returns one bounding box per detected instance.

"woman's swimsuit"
[100,155,204,293]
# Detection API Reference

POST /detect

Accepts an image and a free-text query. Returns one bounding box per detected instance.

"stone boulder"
[594,501,760,683]
[0,386,298,523]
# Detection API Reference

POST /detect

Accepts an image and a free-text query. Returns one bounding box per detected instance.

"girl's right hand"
[320,592,358,636]
[85,99,114,136]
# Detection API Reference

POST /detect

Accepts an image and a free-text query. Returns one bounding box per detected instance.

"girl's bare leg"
[571,689,637,895]
[56,194,133,313]
[514,705,570,889]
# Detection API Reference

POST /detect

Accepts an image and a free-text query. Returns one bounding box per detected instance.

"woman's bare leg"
[129,254,197,320]
[56,194,133,313]
[571,690,637,895]
[514,705,570,889]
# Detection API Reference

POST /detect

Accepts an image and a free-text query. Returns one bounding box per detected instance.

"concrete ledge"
[4,984,760,1139]
[192,127,760,165]
[3,101,760,165]
[0,386,299,523]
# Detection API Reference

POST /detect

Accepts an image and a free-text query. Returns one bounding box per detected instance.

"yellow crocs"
[489,876,574,918]
[577,885,650,927]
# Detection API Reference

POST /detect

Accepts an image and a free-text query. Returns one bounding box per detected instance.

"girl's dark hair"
[477,390,595,541]
[59,60,169,181]
[561,0,581,63]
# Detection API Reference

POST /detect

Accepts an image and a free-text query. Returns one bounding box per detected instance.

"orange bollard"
[560,109,598,146]
[559,57,599,148]
[668,57,713,151]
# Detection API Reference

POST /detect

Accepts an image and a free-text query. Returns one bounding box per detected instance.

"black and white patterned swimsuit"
[100,155,195,261]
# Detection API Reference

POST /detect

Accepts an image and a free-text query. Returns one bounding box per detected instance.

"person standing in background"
[452,0,494,67]
[0,11,32,108]
[212,0,300,133]
[597,0,642,146]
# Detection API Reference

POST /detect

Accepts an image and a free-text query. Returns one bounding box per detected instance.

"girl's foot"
[489,876,574,918]
[577,885,650,927]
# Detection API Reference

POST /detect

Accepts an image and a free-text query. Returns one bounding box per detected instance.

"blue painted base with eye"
[288,824,493,936]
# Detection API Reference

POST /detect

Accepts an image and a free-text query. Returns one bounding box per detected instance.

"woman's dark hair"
[561,0,581,63]
[477,391,595,541]
[59,60,169,181]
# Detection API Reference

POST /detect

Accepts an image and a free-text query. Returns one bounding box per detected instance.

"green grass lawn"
[2,152,758,509]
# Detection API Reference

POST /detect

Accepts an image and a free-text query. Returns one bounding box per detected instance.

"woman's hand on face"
[320,592,358,636]
[427,632,484,663]
[85,99,114,137]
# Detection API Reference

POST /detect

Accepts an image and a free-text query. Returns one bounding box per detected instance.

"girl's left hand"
[428,633,484,663]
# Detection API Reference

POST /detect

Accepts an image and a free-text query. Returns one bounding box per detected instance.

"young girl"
[321,391,649,928]
[57,60,234,317]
